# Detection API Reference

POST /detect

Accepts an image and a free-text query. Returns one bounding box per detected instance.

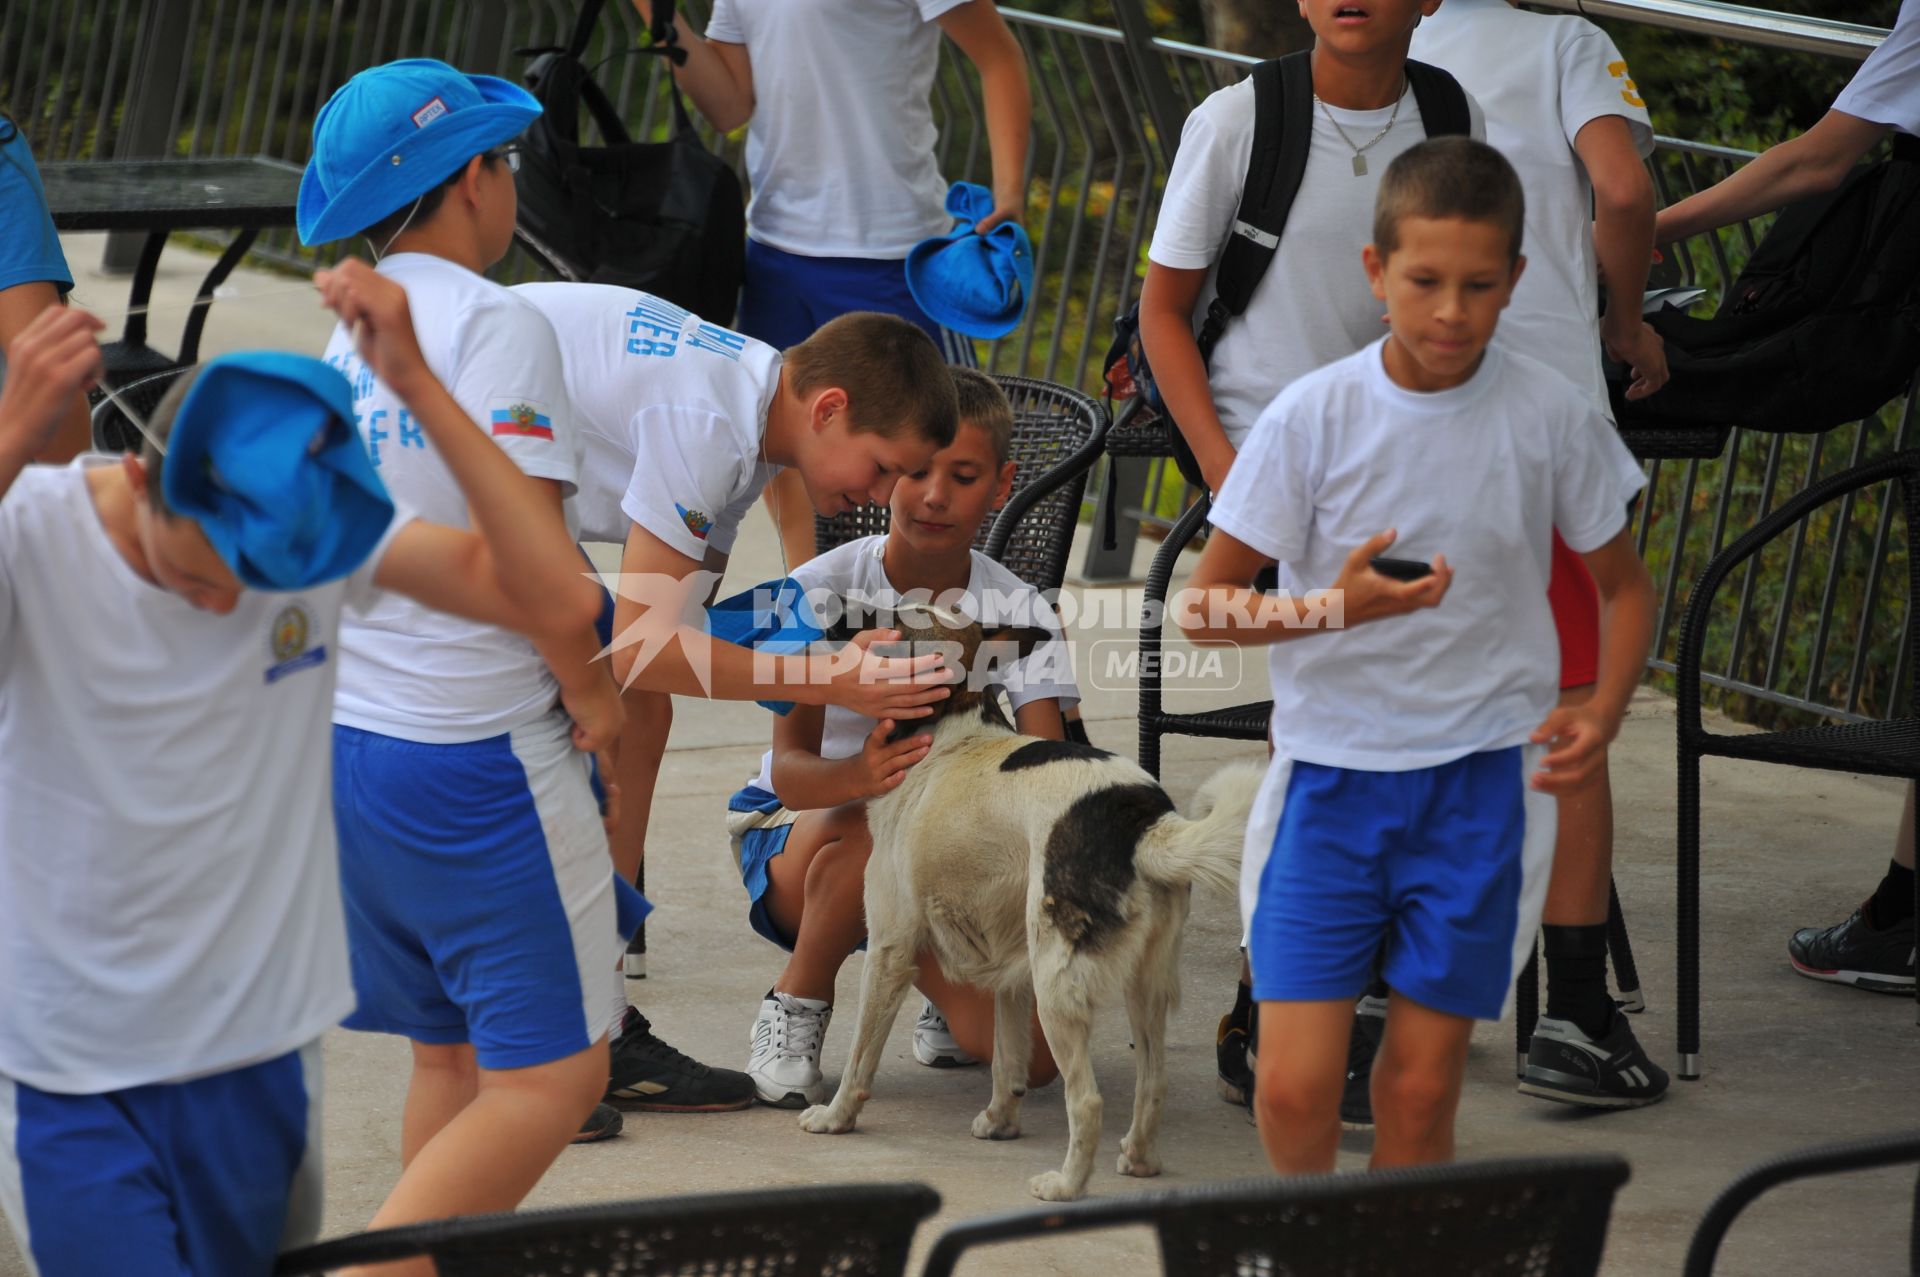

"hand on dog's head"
[820,596,1051,689]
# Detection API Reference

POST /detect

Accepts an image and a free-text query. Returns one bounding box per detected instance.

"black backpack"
[1103,52,1472,488]
[1611,134,1920,436]
[514,0,746,324]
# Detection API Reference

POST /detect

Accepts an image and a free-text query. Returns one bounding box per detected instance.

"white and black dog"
[797,601,1262,1201]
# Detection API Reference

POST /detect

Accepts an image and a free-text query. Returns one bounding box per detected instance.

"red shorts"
[1549,528,1600,690]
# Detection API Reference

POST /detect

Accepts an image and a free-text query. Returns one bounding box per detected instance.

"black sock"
[1868,858,1916,927]
[1544,923,1614,1040]
[1228,977,1253,1029]
[1063,716,1091,746]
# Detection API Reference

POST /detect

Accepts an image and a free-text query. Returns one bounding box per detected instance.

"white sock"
[607,995,632,1042]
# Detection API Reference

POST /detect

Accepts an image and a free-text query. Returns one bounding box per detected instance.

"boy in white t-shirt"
[0,275,611,1277]
[511,281,967,1105]
[1140,0,1483,1115]
[626,0,1029,567]
[1179,139,1655,1173]
[1412,0,1670,1110]
[1657,0,1919,998]
[297,58,640,1236]
[721,369,1074,1105]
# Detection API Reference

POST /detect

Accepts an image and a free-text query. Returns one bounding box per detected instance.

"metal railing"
[1,0,1913,727]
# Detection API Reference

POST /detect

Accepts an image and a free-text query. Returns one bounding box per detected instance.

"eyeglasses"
[490,145,522,174]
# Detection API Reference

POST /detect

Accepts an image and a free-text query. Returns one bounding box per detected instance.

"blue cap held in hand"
[905,182,1034,341]
[162,351,395,591]
[298,57,539,246]
[706,576,826,716]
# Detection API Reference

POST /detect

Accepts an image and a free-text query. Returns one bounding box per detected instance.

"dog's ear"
[817,593,863,646]
[979,624,1054,663]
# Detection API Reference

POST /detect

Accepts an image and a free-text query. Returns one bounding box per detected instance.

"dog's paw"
[971,1109,1021,1141]
[797,1104,855,1135]
[1028,1170,1086,1202]
[1116,1145,1162,1178]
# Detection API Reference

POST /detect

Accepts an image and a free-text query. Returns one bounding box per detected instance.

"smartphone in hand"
[1370,555,1434,582]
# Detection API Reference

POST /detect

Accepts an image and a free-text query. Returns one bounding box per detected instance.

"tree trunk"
[1198,0,1313,56]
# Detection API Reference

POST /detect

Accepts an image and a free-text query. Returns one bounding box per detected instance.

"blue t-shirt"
[0,119,73,295]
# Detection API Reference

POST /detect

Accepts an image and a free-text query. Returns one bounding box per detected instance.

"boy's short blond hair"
[784,313,959,448]
[949,367,1013,465]
[1373,137,1526,263]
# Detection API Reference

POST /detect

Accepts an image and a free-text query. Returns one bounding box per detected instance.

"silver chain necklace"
[1313,78,1406,176]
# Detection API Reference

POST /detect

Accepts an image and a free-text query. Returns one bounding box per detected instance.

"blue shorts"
[1241,746,1555,1021]
[737,238,978,364]
[334,713,646,1070]
[727,784,802,949]
[0,1045,321,1277]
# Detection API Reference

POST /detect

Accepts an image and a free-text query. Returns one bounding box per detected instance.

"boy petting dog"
[724,369,1072,1108]
[1180,137,1656,1174]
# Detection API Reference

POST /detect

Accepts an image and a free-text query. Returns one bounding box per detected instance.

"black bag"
[1103,53,1472,489]
[515,0,746,323]
[1611,134,1920,435]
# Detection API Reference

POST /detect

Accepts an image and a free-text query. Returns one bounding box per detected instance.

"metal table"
[40,156,304,447]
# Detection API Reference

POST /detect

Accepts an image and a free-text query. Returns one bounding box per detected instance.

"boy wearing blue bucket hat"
[0,274,615,1277]
[300,55,734,1224]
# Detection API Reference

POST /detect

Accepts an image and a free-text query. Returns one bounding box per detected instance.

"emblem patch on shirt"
[411,97,449,128]
[265,603,328,684]
[675,504,713,540]
[489,400,555,441]
[1607,60,1645,108]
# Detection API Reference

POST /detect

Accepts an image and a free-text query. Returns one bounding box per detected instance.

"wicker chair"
[812,373,1109,592]
[1683,1131,1920,1276]
[920,1155,1630,1277]
[276,1182,940,1276]
[1674,449,1920,1079]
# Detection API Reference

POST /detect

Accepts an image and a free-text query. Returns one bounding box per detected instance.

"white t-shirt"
[747,534,1079,796]
[513,282,784,556]
[1210,341,1646,772]
[705,0,969,258]
[1833,0,1920,137]
[1148,75,1485,448]
[1413,0,1653,413]
[322,253,579,744]
[0,459,403,1093]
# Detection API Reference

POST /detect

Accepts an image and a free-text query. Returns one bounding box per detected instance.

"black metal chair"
[276,1182,941,1276]
[89,360,196,454]
[1682,1130,1920,1276]
[920,1155,1630,1277]
[812,373,1109,593]
[1674,449,1920,1079]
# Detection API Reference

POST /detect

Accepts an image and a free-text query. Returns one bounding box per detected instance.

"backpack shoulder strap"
[1404,59,1471,138]
[1199,51,1312,354]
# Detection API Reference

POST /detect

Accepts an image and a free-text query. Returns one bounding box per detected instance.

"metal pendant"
[1352,153,1368,177]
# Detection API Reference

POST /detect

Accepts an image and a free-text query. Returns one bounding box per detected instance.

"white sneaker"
[912,1000,977,1068]
[746,992,831,1108]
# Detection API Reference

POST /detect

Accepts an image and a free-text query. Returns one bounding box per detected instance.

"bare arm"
[1654,109,1890,243]
[0,306,102,499]
[1011,696,1064,741]
[1138,261,1236,493]
[627,0,755,132]
[1575,115,1667,401]
[939,0,1031,231]
[1530,529,1654,793]
[0,283,92,463]
[609,518,954,716]
[1175,527,1450,647]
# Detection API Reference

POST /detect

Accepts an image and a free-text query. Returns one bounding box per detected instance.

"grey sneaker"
[746,992,832,1108]
[912,1000,977,1068]
[1519,1013,1669,1109]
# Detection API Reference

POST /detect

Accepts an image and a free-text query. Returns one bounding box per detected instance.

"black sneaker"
[571,1102,624,1144]
[605,1007,755,1112]
[1519,1013,1668,1109]
[1340,995,1387,1131]
[1216,1010,1253,1106]
[1788,906,1917,995]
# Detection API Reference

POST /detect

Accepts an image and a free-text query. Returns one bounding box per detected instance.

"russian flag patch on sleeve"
[489,399,555,441]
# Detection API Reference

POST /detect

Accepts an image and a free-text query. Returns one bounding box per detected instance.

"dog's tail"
[1134,761,1266,898]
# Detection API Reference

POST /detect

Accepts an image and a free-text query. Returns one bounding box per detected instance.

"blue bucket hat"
[904,182,1034,340]
[706,576,826,715]
[162,351,395,591]
[298,57,540,246]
